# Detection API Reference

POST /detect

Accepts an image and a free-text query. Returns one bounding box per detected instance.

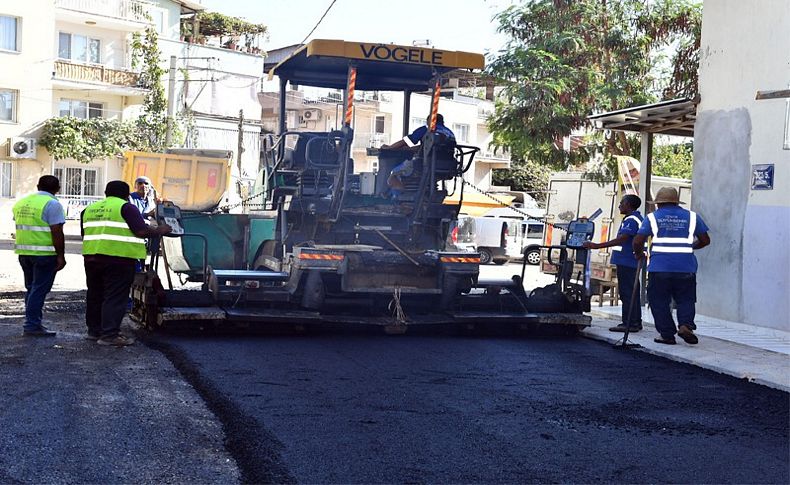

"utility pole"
[165,55,177,147]
[237,109,245,198]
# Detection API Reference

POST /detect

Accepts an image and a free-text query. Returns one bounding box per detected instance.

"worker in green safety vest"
[12,175,66,337]
[81,180,171,347]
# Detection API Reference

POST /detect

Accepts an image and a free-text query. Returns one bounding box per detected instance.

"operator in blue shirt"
[583,194,644,332]
[381,113,455,199]
[633,187,710,345]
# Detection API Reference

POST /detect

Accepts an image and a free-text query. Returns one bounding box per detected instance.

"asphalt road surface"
[149,331,789,484]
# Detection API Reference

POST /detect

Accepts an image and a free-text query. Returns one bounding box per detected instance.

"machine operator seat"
[281,132,343,197]
[427,133,460,180]
[282,132,342,169]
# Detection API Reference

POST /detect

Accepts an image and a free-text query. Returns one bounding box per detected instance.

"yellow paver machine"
[131,39,593,334]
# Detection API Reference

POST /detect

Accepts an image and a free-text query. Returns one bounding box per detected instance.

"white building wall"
[0,1,56,228]
[694,0,790,331]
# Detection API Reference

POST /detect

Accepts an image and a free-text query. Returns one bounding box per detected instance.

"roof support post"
[278,76,287,135]
[402,90,412,137]
[638,131,653,305]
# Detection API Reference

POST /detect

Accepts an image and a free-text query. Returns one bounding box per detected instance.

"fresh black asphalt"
[151,331,790,484]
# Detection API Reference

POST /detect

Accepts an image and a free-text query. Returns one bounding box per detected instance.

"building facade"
[694,0,790,331]
[0,0,266,233]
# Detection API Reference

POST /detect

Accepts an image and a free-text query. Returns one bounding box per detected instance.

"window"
[0,15,18,52]
[59,99,104,119]
[370,160,379,173]
[54,166,100,197]
[374,115,385,134]
[0,89,17,122]
[58,32,101,64]
[410,116,424,132]
[452,123,470,143]
[526,223,544,239]
[0,162,12,197]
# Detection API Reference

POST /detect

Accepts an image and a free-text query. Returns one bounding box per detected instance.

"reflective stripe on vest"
[12,193,57,256]
[647,211,696,254]
[611,214,643,252]
[82,197,146,259]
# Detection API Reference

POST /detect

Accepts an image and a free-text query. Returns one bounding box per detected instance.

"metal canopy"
[267,39,485,91]
[588,98,697,137]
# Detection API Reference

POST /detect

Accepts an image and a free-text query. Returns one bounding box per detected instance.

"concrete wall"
[694,0,790,331]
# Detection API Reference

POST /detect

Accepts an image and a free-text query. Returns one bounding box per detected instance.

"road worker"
[129,175,159,218]
[382,113,455,199]
[583,194,644,332]
[12,175,66,336]
[81,180,171,346]
[633,187,710,345]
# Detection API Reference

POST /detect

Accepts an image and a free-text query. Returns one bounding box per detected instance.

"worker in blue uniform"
[583,194,644,332]
[633,187,711,345]
[382,113,455,199]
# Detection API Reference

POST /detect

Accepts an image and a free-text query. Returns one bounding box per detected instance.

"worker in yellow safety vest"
[81,180,171,347]
[12,175,66,337]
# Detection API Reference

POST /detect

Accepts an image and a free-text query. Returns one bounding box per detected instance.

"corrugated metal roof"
[588,98,697,137]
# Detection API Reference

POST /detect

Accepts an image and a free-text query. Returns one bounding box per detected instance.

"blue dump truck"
[130,39,592,334]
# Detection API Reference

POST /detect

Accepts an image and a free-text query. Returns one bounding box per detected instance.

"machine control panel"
[156,201,184,236]
[565,219,595,249]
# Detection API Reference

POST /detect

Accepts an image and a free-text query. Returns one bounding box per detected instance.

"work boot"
[677,325,699,345]
[653,335,677,345]
[97,335,135,347]
[609,324,642,333]
[23,326,56,337]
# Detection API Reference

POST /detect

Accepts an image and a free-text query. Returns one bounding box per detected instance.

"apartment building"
[0,0,267,233]
[0,0,161,229]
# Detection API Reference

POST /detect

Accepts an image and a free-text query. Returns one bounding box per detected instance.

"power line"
[299,0,338,45]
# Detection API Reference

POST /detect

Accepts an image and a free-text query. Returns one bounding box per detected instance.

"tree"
[131,26,170,151]
[487,0,701,172]
[653,141,693,179]
[492,159,553,204]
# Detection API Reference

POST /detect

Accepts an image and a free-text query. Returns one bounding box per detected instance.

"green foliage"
[192,12,267,47]
[653,142,693,179]
[131,26,170,151]
[40,117,142,165]
[492,158,553,204]
[487,0,701,171]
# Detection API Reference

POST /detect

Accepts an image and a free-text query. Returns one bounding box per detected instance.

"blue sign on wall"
[751,164,774,190]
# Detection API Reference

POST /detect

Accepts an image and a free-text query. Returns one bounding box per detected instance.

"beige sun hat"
[648,186,685,205]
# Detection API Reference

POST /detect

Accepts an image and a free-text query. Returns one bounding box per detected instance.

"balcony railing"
[479,150,512,162]
[352,132,389,152]
[55,0,150,23]
[54,61,141,88]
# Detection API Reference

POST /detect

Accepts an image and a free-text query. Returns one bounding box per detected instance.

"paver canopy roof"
[268,39,485,91]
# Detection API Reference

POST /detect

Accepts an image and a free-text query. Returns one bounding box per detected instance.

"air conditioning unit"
[8,137,37,159]
[302,109,322,121]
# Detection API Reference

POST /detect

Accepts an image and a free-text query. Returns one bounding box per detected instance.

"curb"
[581,323,790,393]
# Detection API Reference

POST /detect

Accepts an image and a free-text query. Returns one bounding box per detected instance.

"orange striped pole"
[429,79,441,131]
[344,66,357,126]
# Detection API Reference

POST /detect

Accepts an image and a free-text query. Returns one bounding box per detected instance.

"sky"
[196,0,516,57]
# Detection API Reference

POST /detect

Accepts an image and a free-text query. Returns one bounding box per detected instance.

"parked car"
[521,221,545,265]
[449,215,522,265]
